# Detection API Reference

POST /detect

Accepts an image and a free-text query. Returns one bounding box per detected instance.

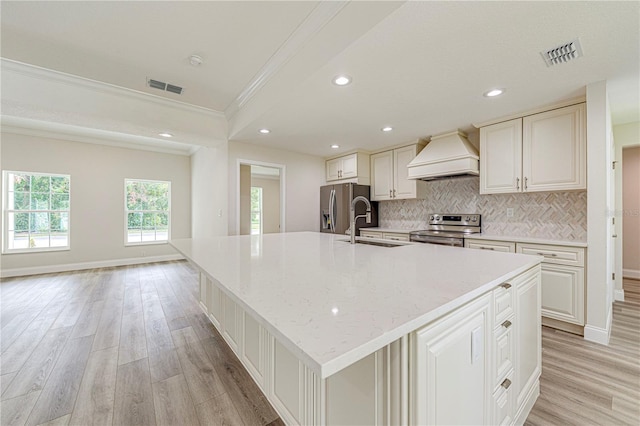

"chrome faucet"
[350,196,372,244]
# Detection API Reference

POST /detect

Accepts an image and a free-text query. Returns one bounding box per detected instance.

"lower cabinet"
[412,293,492,425]
[360,230,411,242]
[466,238,586,334]
[412,265,541,426]
[198,266,541,426]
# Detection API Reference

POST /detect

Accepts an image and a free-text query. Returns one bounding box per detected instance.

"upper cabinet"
[371,143,426,201]
[479,103,586,195]
[326,152,370,184]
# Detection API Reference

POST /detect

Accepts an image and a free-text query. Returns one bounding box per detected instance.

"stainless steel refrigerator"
[320,183,378,235]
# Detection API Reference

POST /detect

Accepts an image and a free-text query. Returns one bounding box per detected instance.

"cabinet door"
[412,294,491,425]
[394,145,418,199]
[371,151,393,201]
[223,295,240,353]
[480,118,523,194]
[523,104,586,192]
[326,158,341,181]
[341,153,358,178]
[208,284,224,329]
[540,263,584,325]
[514,267,541,420]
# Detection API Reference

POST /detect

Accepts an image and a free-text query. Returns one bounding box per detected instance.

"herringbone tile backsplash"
[379,176,587,241]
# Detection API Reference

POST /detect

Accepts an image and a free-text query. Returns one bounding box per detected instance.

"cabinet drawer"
[492,375,514,426]
[382,232,410,242]
[494,318,514,386]
[465,239,516,253]
[493,282,514,324]
[359,231,382,239]
[516,243,584,267]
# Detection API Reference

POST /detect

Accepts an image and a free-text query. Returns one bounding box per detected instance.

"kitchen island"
[170,232,542,425]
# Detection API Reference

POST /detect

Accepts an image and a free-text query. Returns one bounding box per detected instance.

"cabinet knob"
[516,177,520,190]
[393,189,396,198]
[480,247,494,250]
[500,283,512,289]
[502,320,512,329]
[389,190,393,198]
[501,378,512,389]
[524,177,528,191]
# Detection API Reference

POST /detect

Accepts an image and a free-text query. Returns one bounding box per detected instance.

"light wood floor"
[0,261,282,426]
[526,277,640,426]
[2,263,639,426]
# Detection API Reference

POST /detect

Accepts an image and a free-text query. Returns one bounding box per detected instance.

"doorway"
[237,160,285,235]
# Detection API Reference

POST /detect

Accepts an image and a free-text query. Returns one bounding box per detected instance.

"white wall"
[228,141,324,235]
[585,81,614,344]
[613,122,640,286]
[191,143,229,239]
[252,176,280,233]
[1,132,191,275]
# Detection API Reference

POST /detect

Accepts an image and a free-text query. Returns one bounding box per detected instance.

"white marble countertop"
[170,232,541,378]
[361,227,417,234]
[466,233,588,248]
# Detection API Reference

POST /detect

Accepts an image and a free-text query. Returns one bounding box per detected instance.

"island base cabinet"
[411,293,492,425]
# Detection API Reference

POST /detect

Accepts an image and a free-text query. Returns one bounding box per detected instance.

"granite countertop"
[170,232,541,378]
[467,233,588,248]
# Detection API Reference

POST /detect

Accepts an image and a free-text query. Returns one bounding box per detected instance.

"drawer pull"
[536,252,558,257]
[500,283,512,289]
[501,378,512,389]
[502,320,512,329]
[480,247,495,250]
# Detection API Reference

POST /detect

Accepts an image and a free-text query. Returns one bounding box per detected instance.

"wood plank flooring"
[1,262,280,426]
[2,262,639,425]
[526,277,640,426]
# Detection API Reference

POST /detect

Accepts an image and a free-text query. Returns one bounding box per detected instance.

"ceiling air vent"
[146,78,184,95]
[540,39,583,67]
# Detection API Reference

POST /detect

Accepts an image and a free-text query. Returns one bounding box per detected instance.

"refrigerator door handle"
[329,189,336,233]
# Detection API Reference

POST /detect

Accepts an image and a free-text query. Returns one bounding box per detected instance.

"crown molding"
[1,116,200,156]
[225,1,349,119]
[1,58,225,119]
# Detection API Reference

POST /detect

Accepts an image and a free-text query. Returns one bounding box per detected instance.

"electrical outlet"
[506,208,514,218]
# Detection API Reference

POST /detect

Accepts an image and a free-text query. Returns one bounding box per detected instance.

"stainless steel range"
[409,214,481,247]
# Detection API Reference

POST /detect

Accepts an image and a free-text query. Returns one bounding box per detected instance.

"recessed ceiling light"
[158,132,173,138]
[331,144,340,149]
[381,126,393,132]
[259,128,270,134]
[483,88,505,97]
[332,75,352,86]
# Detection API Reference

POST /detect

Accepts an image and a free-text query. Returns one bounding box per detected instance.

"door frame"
[236,159,286,235]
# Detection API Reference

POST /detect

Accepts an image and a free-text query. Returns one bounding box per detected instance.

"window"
[3,171,70,253]
[250,187,262,235]
[125,179,170,245]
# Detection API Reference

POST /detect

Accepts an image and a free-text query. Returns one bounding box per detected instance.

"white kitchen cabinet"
[512,266,541,424]
[371,144,426,201]
[523,104,586,192]
[326,152,370,183]
[412,293,492,425]
[516,243,585,328]
[360,230,411,242]
[479,103,586,194]
[480,118,523,194]
[465,239,516,253]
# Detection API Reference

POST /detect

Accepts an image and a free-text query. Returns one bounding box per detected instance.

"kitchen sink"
[339,239,405,248]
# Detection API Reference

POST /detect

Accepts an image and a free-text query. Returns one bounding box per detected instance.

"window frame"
[124,178,171,246]
[2,170,71,254]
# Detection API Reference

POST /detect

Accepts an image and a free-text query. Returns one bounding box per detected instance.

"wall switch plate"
[506,208,514,218]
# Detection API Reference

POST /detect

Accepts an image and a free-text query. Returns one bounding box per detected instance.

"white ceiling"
[2,1,638,157]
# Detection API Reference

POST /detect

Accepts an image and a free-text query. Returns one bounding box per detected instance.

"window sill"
[125,241,169,247]
[2,247,71,255]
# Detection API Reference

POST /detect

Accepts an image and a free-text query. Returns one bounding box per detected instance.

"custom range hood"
[407,130,479,180]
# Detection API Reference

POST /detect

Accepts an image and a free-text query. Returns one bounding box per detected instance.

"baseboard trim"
[614,289,625,302]
[623,268,640,279]
[584,309,613,345]
[0,254,185,278]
